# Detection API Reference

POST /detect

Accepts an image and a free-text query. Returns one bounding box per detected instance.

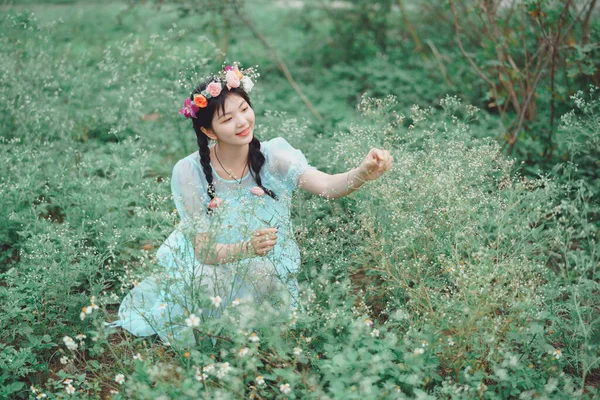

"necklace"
[214,144,248,184]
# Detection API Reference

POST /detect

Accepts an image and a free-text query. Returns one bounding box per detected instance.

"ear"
[201,127,217,141]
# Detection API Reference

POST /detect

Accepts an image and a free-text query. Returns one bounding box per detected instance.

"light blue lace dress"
[106,137,316,346]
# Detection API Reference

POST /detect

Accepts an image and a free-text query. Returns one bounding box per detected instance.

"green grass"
[1,1,599,399]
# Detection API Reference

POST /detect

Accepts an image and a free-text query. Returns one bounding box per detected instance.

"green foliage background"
[0,0,598,399]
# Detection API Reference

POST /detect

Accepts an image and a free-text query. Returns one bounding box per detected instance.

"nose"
[235,115,248,127]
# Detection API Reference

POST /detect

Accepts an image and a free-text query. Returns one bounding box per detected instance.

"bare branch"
[233,6,324,121]
[449,0,500,106]
[397,0,424,52]
[582,0,598,45]
[426,40,454,88]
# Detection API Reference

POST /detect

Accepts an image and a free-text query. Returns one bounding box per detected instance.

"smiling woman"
[106,63,393,346]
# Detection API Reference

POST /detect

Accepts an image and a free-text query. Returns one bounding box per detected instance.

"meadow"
[1,0,599,398]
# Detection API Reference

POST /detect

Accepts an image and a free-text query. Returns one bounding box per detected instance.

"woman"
[108,63,393,346]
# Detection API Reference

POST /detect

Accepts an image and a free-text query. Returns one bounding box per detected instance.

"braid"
[194,128,217,214]
[248,137,278,200]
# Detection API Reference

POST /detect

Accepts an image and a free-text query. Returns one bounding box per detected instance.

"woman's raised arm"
[297,148,393,199]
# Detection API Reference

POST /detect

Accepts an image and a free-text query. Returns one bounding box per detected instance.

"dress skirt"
[105,226,297,347]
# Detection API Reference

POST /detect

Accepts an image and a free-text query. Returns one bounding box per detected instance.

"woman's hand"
[248,227,278,256]
[356,148,393,182]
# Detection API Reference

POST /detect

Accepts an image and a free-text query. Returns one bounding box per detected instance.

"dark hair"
[190,80,278,213]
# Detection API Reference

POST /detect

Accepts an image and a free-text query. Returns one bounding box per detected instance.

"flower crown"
[179,63,258,119]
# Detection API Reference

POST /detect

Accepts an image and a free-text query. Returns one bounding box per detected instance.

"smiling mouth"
[237,127,251,136]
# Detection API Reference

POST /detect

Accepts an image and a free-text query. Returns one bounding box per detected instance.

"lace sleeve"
[266,137,317,192]
[171,158,210,233]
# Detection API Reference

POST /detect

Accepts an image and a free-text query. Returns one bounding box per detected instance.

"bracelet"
[346,169,364,191]
[243,240,254,257]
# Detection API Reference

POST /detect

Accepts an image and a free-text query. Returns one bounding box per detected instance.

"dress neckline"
[207,144,253,183]
[209,162,251,183]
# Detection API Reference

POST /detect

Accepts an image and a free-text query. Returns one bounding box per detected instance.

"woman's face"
[203,93,255,146]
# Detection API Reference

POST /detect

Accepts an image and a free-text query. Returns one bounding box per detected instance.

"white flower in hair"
[241,76,254,93]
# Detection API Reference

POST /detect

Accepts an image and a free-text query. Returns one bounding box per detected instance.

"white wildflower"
[552,349,562,359]
[210,296,222,307]
[280,383,291,394]
[239,347,249,357]
[203,364,215,374]
[185,313,200,328]
[115,374,125,385]
[63,336,78,351]
[248,332,260,343]
[195,367,208,382]
[371,329,380,337]
[216,362,231,378]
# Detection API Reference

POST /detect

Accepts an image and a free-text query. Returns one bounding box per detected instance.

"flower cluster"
[179,63,258,119]
[63,336,78,351]
[80,295,99,321]
[63,379,75,395]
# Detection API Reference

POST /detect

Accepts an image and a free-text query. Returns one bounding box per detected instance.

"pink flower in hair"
[208,197,224,210]
[249,186,265,196]
[226,70,240,90]
[179,98,200,119]
[206,82,222,98]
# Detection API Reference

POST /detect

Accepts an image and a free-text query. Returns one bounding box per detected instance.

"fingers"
[363,150,393,178]
[250,227,278,256]
[253,240,276,256]
[370,149,390,160]
[254,227,278,236]
[369,149,392,167]
[252,236,277,246]
[384,154,393,170]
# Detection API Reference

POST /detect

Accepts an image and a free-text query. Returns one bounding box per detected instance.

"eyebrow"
[218,100,247,119]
